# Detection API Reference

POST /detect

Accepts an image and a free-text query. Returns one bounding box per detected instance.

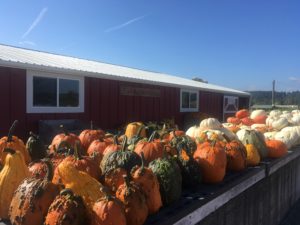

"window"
[27,70,84,113]
[180,89,199,112]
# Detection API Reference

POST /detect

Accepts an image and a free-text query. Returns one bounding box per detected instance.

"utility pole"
[272,80,275,108]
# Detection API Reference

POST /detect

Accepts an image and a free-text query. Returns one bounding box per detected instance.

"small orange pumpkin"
[116,175,148,225]
[49,125,81,154]
[131,152,162,214]
[227,117,241,125]
[235,109,249,119]
[79,122,105,153]
[193,141,227,183]
[45,189,88,225]
[91,188,126,225]
[266,139,287,158]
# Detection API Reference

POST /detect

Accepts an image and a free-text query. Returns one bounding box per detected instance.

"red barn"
[0,44,249,141]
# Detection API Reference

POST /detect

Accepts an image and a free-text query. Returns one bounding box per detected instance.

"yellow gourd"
[57,161,105,209]
[245,140,260,166]
[0,148,29,219]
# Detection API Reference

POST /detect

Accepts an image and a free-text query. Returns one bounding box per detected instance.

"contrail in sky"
[104,14,148,33]
[22,7,48,39]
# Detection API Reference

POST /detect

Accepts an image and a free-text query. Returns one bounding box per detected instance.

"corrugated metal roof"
[0,44,249,96]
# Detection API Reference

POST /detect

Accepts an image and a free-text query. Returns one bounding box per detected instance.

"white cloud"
[104,14,148,33]
[19,41,36,46]
[22,7,48,39]
[288,76,300,82]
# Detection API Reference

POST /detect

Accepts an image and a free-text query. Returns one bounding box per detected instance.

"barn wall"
[0,66,249,141]
[199,91,224,120]
[0,66,182,140]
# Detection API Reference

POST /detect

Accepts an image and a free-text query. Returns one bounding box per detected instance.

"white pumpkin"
[236,129,249,142]
[271,117,289,131]
[250,109,267,120]
[269,110,282,117]
[199,118,222,131]
[200,129,225,141]
[266,116,278,127]
[264,131,278,140]
[274,127,299,149]
[291,115,300,126]
[186,125,201,138]
[251,123,267,130]
[292,110,300,115]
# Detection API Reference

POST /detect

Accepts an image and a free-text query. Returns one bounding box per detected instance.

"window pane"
[190,93,197,108]
[182,92,190,108]
[59,79,79,107]
[33,76,57,106]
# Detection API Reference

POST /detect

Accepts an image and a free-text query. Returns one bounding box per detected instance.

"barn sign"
[120,85,161,97]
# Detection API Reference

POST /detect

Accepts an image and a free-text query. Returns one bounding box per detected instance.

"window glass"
[190,93,197,108]
[33,76,57,106]
[59,79,79,107]
[181,91,190,108]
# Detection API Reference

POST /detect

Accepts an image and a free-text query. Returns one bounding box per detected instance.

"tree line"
[249,91,300,106]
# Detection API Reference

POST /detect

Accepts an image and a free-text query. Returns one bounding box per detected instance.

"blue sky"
[0,0,299,92]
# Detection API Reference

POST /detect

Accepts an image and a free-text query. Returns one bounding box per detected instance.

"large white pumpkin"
[199,118,222,131]
[250,109,267,120]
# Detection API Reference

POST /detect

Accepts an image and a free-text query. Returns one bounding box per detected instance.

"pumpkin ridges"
[91,190,126,225]
[8,159,59,225]
[45,189,88,225]
[131,152,162,214]
[115,175,148,225]
[0,148,30,219]
[193,141,227,183]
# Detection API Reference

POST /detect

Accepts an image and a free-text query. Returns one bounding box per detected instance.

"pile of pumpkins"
[0,110,294,225]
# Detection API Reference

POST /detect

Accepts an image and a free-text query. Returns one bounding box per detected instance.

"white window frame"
[26,70,84,113]
[180,89,199,112]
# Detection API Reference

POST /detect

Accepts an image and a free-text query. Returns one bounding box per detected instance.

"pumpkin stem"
[148,131,157,142]
[222,133,231,143]
[121,136,128,152]
[43,159,54,182]
[57,141,71,154]
[60,124,69,135]
[113,135,119,145]
[138,152,146,176]
[3,148,16,155]
[60,188,74,197]
[29,131,39,140]
[74,141,82,160]
[245,139,249,145]
[136,125,145,138]
[122,174,131,194]
[7,120,18,143]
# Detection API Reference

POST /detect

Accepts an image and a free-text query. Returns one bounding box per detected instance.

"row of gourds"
[0,110,293,225]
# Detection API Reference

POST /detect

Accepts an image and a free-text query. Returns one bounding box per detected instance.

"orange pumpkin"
[226,117,241,125]
[9,160,59,225]
[241,117,254,126]
[224,139,247,171]
[266,139,288,158]
[104,167,127,193]
[235,109,250,119]
[0,120,30,165]
[49,125,81,154]
[193,141,227,183]
[131,152,162,214]
[79,123,105,153]
[92,189,126,225]
[87,137,112,164]
[116,175,148,225]
[45,189,88,225]
[134,131,164,166]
